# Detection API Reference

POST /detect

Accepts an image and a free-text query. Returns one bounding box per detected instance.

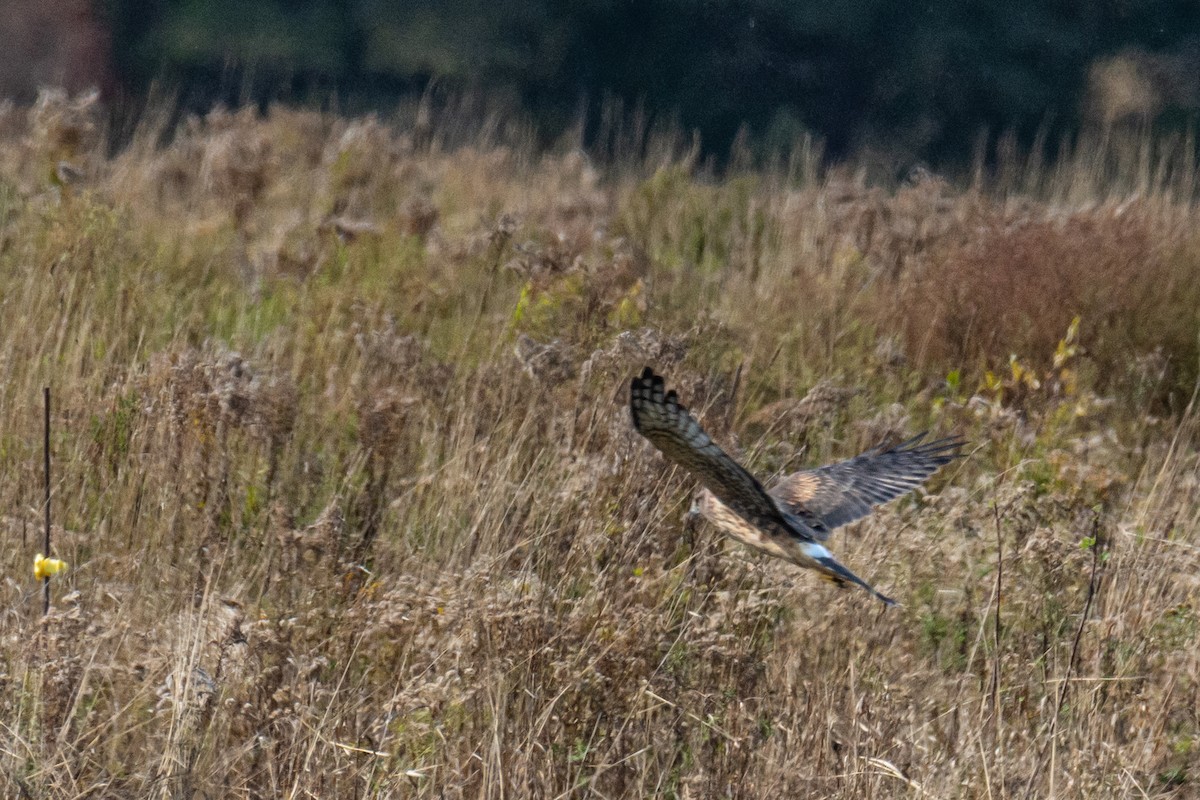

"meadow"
[0,89,1198,798]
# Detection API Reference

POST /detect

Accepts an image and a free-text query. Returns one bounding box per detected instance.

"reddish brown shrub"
[896,203,1200,403]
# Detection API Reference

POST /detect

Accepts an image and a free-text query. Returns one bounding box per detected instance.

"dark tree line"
[104,0,1200,165]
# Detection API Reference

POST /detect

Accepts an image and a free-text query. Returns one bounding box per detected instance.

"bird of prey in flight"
[630,367,963,606]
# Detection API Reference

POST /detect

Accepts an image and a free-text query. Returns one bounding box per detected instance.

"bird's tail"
[814,553,897,607]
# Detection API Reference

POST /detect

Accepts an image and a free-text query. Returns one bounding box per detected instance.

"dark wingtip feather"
[631,367,659,398]
[631,367,677,432]
[885,432,968,462]
[630,368,653,426]
[919,435,969,462]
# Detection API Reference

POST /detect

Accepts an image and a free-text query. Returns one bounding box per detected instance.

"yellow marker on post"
[34,553,68,581]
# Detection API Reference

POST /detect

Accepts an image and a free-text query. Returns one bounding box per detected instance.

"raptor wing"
[630,367,817,541]
[770,433,964,534]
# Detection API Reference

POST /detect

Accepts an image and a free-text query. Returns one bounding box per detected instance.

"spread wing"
[770,433,964,532]
[630,367,817,541]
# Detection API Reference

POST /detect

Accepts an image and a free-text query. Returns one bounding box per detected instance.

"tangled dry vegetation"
[0,89,1198,798]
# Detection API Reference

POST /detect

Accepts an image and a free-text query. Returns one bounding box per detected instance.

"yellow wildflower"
[33,553,68,581]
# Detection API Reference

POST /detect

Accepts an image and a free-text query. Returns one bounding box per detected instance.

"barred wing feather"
[629,367,810,539]
[770,433,964,534]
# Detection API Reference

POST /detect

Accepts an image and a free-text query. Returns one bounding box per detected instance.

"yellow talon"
[33,553,68,581]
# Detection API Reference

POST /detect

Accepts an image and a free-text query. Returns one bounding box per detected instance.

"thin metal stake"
[42,387,51,616]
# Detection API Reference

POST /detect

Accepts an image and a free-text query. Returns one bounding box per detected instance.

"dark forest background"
[7,0,1200,167]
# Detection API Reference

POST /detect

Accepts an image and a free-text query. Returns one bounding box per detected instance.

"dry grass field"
[0,89,1198,798]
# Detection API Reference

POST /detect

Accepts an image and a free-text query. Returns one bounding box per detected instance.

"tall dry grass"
[0,89,1197,798]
